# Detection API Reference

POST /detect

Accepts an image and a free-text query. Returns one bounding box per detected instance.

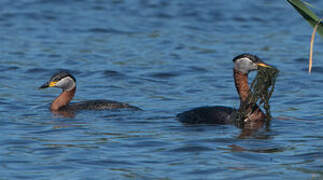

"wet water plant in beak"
[239,63,279,125]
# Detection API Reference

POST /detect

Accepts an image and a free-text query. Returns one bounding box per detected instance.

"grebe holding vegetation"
[39,71,141,112]
[177,54,277,125]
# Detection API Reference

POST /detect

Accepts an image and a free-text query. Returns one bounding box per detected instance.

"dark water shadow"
[180,119,269,140]
[50,108,142,119]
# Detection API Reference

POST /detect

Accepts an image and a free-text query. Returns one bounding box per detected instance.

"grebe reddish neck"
[234,69,249,104]
[51,87,76,111]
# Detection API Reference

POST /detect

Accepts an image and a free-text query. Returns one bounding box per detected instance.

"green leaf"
[287,0,323,38]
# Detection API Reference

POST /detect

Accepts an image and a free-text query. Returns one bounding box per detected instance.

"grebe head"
[233,54,271,74]
[39,71,76,91]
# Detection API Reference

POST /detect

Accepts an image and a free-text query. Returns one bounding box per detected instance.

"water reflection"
[227,144,284,153]
[235,120,265,139]
[51,110,75,118]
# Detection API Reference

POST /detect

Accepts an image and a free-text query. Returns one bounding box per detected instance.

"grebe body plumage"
[177,106,237,124]
[60,99,141,111]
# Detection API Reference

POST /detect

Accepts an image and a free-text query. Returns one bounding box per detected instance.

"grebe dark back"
[39,71,141,111]
[176,54,273,124]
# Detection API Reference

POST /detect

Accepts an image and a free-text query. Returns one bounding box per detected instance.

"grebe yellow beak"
[39,81,57,89]
[49,81,57,87]
[256,62,272,68]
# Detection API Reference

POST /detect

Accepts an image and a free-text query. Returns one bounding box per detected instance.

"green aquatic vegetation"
[287,0,323,72]
[239,66,279,123]
[249,67,279,116]
[287,0,323,37]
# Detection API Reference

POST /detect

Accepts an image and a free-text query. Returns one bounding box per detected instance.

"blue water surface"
[1,0,323,179]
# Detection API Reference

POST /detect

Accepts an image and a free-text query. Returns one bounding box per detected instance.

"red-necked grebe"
[176,54,272,124]
[39,71,141,111]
